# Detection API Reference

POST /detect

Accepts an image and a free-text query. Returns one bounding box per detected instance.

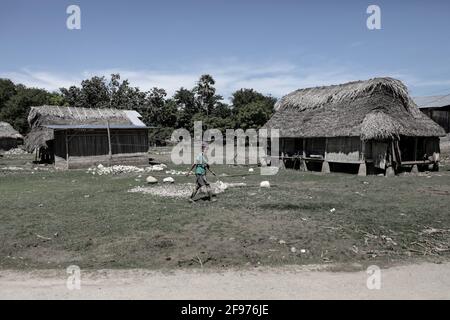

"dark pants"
[196,174,209,187]
[191,174,212,200]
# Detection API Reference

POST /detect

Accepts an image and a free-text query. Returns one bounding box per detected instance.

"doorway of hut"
[398,136,424,162]
[36,140,55,164]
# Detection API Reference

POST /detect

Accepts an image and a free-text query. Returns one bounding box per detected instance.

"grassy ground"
[1,149,450,271]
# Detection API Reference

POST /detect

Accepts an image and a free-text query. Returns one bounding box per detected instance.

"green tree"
[60,74,144,110]
[211,101,232,119]
[231,88,276,130]
[0,79,17,112]
[191,112,234,136]
[79,76,110,108]
[173,87,198,128]
[59,86,83,107]
[0,85,55,133]
[194,74,223,116]
[48,92,66,106]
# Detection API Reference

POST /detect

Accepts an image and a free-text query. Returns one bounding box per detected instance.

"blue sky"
[1,0,450,99]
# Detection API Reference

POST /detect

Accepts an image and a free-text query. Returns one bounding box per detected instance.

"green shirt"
[195,153,208,175]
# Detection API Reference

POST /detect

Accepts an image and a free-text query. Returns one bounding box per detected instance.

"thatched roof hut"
[265,77,445,140]
[264,78,445,175]
[0,121,23,151]
[24,106,149,169]
[25,106,146,151]
[0,121,23,140]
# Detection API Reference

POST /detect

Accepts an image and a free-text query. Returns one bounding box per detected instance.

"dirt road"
[1,263,449,299]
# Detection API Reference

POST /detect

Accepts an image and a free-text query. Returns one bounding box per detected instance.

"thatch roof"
[25,106,146,151]
[27,105,143,127]
[264,77,446,140]
[0,122,23,140]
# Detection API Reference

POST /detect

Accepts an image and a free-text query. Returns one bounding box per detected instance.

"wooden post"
[358,162,367,176]
[358,141,367,176]
[321,161,330,174]
[65,130,69,169]
[300,139,308,172]
[361,141,366,161]
[385,166,395,177]
[279,155,286,170]
[302,139,306,158]
[413,138,417,161]
[300,159,308,172]
[106,121,112,166]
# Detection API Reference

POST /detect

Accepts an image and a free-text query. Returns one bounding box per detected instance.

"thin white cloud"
[0,69,81,92]
[1,63,448,99]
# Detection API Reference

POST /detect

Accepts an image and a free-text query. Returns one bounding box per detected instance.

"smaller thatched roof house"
[264,78,445,175]
[25,106,149,169]
[0,121,23,151]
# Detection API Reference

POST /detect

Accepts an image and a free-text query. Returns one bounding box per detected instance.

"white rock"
[330,208,336,213]
[147,164,165,172]
[165,169,188,175]
[163,177,175,183]
[146,176,158,184]
[3,148,28,156]
[249,168,254,172]
[279,240,286,245]
[260,181,270,188]
[290,247,297,253]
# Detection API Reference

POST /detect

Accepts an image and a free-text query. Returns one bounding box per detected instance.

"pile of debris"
[87,163,167,175]
[2,148,28,156]
[0,166,24,171]
[129,180,247,198]
[129,184,194,198]
[165,169,188,175]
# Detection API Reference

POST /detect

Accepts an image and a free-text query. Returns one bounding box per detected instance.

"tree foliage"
[0,82,62,133]
[231,89,276,130]
[0,74,276,141]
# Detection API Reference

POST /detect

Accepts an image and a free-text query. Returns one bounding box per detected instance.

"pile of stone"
[3,148,28,156]
[129,184,193,198]
[87,163,167,175]
[165,169,188,175]
[130,180,246,198]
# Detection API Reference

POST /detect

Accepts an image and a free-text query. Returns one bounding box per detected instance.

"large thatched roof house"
[25,106,149,169]
[0,121,23,151]
[264,77,446,175]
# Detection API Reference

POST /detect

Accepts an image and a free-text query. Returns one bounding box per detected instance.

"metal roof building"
[413,95,450,133]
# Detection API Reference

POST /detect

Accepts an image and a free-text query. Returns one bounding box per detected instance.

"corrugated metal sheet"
[413,95,450,109]
[124,110,147,127]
